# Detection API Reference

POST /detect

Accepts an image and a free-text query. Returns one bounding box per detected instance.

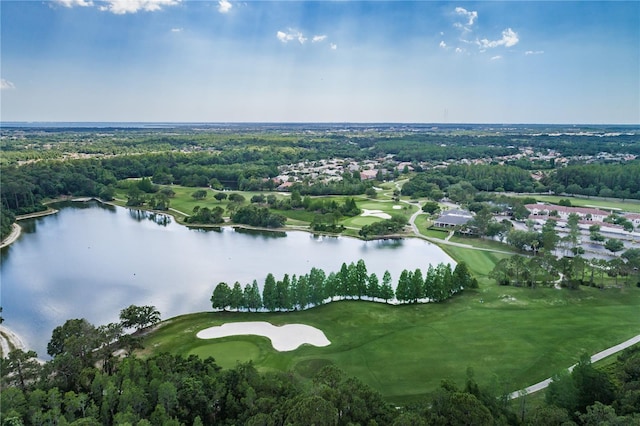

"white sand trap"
[392,205,402,210]
[196,321,331,352]
[361,209,392,219]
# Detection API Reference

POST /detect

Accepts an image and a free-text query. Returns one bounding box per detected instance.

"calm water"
[1,201,455,357]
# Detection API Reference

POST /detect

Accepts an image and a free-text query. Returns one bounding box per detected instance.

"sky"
[1,0,639,124]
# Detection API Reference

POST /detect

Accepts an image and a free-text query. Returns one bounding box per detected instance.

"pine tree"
[263,273,277,311]
[296,275,310,309]
[380,271,394,303]
[229,282,244,311]
[395,269,412,303]
[309,267,327,306]
[411,268,424,303]
[367,272,380,299]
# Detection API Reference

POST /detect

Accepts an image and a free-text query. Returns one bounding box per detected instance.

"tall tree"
[395,269,412,303]
[295,275,310,309]
[410,268,425,303]
[541,219,559,253]
[119,305,161,332]
[367,272,380,299]
[211,282,231,311]
[262,274,277,311]
[0,349,42,391]
[452,261,474,291]
[276,274,292,311]
[229,282,244,311]
[380,271,394,303]
[337,263,350,299]
[354,259,369,300]
[309,267,327,306]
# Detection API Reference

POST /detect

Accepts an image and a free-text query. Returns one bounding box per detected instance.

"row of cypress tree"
[210,259,476,312]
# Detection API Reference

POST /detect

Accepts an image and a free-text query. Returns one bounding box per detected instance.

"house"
[525,204,609,222]
[433,209,474,228]
[360,169,378,180]
[276,181,295,191]
[625,213,640,229]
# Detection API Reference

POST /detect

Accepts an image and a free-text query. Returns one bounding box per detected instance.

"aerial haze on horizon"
[1,0,638,124]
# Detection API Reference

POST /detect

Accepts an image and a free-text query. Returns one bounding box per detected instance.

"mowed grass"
[142,281,640,404]
[520,194,640,213]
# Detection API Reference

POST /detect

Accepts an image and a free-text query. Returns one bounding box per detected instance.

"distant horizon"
[1,121,639,128]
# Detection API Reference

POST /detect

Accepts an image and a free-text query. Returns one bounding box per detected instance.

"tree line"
[542,161,640,199]
[210,259,476,312]
[490,249,640,290]
[3,329,637,425]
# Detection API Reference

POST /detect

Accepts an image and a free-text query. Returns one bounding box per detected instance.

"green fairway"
[142,284,640,404]
[520,194,640,213]
[188,340,263,369]
[439,244,512,276]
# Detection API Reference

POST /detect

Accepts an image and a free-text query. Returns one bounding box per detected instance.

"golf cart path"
[508,334,640,399]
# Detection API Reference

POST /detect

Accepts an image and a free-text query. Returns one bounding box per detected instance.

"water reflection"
[189,226,223,234]
[233,227,287,239]
[0,203,455,358]
[128,209,172,226]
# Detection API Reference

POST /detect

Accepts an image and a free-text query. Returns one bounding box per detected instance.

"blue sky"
[1,0,638,123]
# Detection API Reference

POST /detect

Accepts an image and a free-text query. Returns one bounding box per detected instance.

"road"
[508,334,640,399]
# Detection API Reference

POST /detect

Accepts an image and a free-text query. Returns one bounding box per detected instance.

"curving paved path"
[508,334,640,399]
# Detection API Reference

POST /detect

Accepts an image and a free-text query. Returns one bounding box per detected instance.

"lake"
[0,201,455,357]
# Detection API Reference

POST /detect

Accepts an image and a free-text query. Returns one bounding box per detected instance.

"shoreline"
[0,207,59,249]
[0,196,415,250]
[0,223,21,249]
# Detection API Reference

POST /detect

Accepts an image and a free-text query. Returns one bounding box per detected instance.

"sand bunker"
[196,321,331,352]
[361,209,392,219]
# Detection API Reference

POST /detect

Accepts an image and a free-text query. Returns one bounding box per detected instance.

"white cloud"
[56,0,93,7]
[478,28,519,49]
[330,43,337,50]
[454,6,477,31]
[218,0,232,14]
[312,35,327,43]
[171,28,183,33]
[525,50,544,55]
[439,41,447,49]
[276,29,307,44]
[490,55,502,61]
[455,47,464,53]
[1,79,16,90]
[99,0,181,14]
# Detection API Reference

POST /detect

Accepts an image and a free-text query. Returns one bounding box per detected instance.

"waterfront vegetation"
[2,124,640,423]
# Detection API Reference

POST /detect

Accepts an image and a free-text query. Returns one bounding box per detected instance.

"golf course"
[140,245,640,404]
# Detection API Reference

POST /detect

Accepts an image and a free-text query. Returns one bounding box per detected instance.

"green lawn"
[142,280,640,404]
[521,194,640,213]
[115,185,414,235]
[447,235,517,253]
